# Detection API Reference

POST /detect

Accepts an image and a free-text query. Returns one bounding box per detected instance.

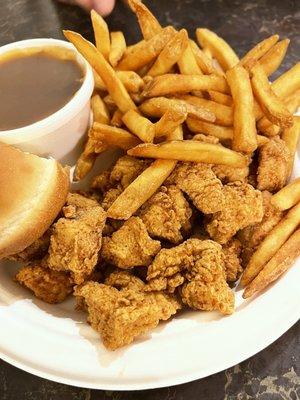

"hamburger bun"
[0,142,70,259]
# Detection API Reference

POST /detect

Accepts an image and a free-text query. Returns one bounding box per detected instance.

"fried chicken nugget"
[15,260,73,304]
[257,137,291,192]
[238,191,284,265]
[48,194,106,284]
[75,273,180,350]
[206,182,264,244]
[110,155,151,189]
[212,163,249,183]
[101,217,161,268]
[222,238,243,282]
[139,185,192,244]
[147,238,234,314]
[167,162,225,214]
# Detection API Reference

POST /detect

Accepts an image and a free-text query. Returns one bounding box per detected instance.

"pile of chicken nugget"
[13,0,300,350]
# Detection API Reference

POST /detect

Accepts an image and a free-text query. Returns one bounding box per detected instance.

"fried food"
[139,185,192,244]
[91,10,110,59]
[222,239,243,282]
[92,123,141,150]
[109,31,126,67]
[75,275,180,350]
[212,163,250,183]
[167,163,225,214]
[101,217,161,268]
[239,34,279,70]
[48,194,106,284]
[147,238,234,314]
[127,0,162,40]
[9,229,51,263]
[259,39,290,77]
[15,260,73,304]
[109,155,151,189]
[271,177,300,211]
[257,137,290,192]
[206,182,264,244]
[238,191,284,265]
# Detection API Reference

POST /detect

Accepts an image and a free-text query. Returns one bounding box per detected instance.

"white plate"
[0,140,299,390]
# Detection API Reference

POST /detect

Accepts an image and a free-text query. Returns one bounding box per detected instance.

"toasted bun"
[0,142,70,259]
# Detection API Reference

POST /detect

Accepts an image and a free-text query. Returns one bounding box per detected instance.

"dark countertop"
[0,0,299,398]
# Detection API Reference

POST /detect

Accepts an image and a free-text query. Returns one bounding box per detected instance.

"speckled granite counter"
[0,1,299,398]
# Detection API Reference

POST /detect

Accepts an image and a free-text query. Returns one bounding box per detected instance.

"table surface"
[0,0,299,398]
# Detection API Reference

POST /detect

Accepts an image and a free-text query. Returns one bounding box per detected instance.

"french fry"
[64,30,136,113]
[241,200,300,286]
[190,40,223,76]
[94,70,144,93]
[103,94,116,111]
[226,65,257,153]
[282,116,300,175]
[91,94,110,124]
[202,46,213,59]
[251,63,293,128]
[130,92,143,105]
[128,140,247,167]
[140,97,215,122]
[107,159,177,220]
[271,178,300,211]
[186,118,233,141]
[154,108,187,138]
[260,39,290,77]
[91,10,110,59]
[208,90,233,106]
[111,109,123,127]
[117,27,175,71]
[196,28,239,70]
[179,95,233,126]
[142,73,229,97]
[147,29,188,77]
[92,122,140,150]
[178,42,202,75]
[109,31,126,67]
[239,34,279,70]
[122,109,155,142]
[271,62,300,99]
[127,0,162,40]
[243,228,300,298]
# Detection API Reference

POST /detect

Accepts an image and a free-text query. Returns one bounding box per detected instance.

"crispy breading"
[206,182,264,244]
[139,185,192,243]
[167,162,225,214]
[213,164,249,183]
[222,238,243,282]
[8,229,52,263]
[110,155,151,189]
[147,238,234,314]
[101,217,161,268]
[15,260,73,304]
[238,191,284,265]
[91,170,112,193]
[257,137,291,192]
[192,133,220,144]
[48,193,106,284]
[101,186,123,211]
[74,277,180,350]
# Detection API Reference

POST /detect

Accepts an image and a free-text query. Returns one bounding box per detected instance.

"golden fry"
[196,28,239,70]
[271,62,300,99]
[251,63,293,128]
[64,31,136,113]
[208,90,233,106]
[282,116,300,175]
[140,97,215,122]
[239,34,279,70]
[117,27,175,71]
[147,29,189,77]
[186,118,233,141]
[243,228,300,298]
[127,0,162,40]
[92,122,140,150]
[260,39,290,77]
[271,178,300,211]
[154,109,187,138]
[241,201,300,286]
[107,159,177,220]
[178,42,202,75]
[122,109,155,143]
[109,31,126,67]
[91,10,110,59]
[190,40,223,75]
[91,94,110,124]
[94,70,144,93]
[111,109,123,127]
[128,140,247,167]
[142,73,229,97]
[179,95,232,126]
[226,65,257,153]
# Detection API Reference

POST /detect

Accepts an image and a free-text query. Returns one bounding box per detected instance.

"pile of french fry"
[63,0,300,299]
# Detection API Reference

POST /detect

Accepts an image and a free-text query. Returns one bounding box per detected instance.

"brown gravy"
[0,47,84,131]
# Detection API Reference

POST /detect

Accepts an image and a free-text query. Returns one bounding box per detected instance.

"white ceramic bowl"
[0,38,94,165]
